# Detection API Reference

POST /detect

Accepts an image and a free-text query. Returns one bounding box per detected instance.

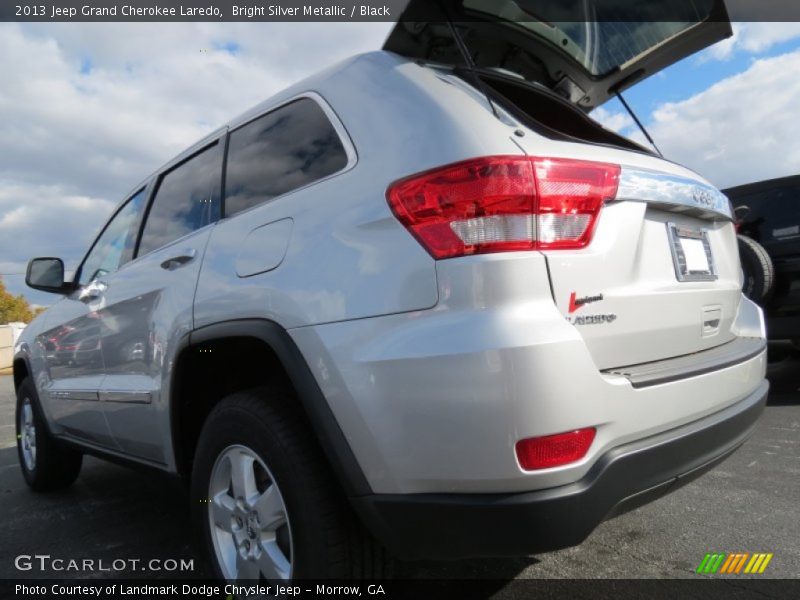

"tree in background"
[0,276,37,324]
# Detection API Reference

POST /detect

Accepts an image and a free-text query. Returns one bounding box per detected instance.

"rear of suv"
[14,1,767,581]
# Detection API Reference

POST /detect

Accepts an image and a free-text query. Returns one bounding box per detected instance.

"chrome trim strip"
[49,390,99,402]
[48,390,152,403]
[616,168,732,220]
[99,391,153,404]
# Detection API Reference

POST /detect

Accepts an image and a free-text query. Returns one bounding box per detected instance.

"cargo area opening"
[476,71,651,154]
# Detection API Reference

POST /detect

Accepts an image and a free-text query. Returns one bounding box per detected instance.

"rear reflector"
[515,428,596,471]
[387,156,620,259]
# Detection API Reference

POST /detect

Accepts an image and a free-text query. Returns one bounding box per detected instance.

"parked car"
[14,1,767,582]
[725,174,800,341]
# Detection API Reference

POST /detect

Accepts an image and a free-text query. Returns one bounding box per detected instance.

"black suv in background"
[725,175,800,341]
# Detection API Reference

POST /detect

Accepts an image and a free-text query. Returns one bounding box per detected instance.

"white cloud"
[0,180,115,268]
[702,22,800,61]
[0,22,392,302]
[645,49,800,188]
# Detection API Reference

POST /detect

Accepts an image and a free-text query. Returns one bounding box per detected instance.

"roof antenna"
[438,1,499,118]
[615,90,663,157]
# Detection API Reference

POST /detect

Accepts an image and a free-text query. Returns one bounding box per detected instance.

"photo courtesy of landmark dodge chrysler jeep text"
[14,0,767,581]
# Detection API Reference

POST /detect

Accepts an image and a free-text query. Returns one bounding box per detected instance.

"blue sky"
[603,31,800,140]
[2,22,800,307]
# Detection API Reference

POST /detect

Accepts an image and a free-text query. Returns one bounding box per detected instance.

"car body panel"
[32,295,117,448]
[288,260,765,494]
[95,225,214,463]
[194,59,519,330]
[14,50,767,553]
[507,129,740,369]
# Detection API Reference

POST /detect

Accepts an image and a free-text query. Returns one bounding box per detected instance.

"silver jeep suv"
[14,2,767,581]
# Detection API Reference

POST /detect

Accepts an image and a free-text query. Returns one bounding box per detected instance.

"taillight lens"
[387,156,620,259]
[515,427,596,471]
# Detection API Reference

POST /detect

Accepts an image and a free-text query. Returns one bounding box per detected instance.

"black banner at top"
[3,0,800,23]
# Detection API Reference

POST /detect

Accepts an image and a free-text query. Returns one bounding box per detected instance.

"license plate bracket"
[667,223,717,282]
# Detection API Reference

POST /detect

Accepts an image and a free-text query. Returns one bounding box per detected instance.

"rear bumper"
[353,380,767,560]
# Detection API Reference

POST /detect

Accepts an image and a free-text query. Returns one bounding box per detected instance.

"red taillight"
[387,156,620,259]
[515,427,596,471]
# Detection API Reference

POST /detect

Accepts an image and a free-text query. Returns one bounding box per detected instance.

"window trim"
[73,185,150,288]
[219,130,231,223]
[133,138,225,260]
[72,93,352,285]
[221,91,357,219]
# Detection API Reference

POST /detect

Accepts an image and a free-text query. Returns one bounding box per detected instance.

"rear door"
[96,138,224,463]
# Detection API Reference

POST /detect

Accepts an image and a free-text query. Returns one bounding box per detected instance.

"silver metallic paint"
[15,51,768,498]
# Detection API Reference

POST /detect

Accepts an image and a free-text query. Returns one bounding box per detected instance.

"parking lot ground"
[0,346,798,583]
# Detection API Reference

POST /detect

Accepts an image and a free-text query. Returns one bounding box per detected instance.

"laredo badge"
[572,314,617,325]
[566,291,616,325]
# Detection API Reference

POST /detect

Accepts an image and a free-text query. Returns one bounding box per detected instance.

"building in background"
[0,322,25,370]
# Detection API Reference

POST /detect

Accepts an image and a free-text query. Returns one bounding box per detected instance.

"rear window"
[463,0,714,75]
[138,142,223,257]
[223,98,349,217]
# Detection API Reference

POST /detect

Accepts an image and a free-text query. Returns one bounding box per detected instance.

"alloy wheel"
[208,444,293,581]
[19,397,37,471]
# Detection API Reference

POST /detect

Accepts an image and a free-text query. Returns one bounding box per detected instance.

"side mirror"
[25,258,75,294]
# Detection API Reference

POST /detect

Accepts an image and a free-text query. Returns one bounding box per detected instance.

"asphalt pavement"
[0,346,797,584]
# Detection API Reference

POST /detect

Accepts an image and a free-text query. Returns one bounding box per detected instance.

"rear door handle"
[160,248,197,271]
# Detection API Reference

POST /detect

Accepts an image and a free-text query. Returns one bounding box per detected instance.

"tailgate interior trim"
[602,336,766,388]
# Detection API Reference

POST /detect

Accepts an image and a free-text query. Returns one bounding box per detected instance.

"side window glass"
[138,142,222,257]
[224,98,349,217]
[78,190,145,286]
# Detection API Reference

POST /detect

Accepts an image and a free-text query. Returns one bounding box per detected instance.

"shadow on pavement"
[0,435,531,582]
[0,444,212,579]
[767,341,800,403]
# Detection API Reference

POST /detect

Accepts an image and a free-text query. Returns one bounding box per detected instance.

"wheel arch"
[12,353,31,393]
[170,318,371,497]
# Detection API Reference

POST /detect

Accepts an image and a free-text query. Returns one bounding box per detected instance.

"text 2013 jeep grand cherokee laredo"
[14,0,767,581]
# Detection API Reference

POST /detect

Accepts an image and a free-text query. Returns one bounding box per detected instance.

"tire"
[738,235,774,304]
[191,387,391,581]
[16,378,83,492]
